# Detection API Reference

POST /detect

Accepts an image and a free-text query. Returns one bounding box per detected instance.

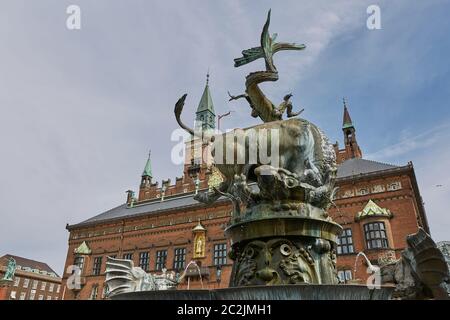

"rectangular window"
[19,292,26,300]
[32,280,38,289]
[74,256,85,271]
[47,295,52,300]
[173,248,186,271]
[123,253,133,260]
[49,283,54,292]
[38,295,44,300]
[102,285,108,299]
[13,277,20,287]
[92,256,103,276]
[139,252,150,271]
[29,289,36,300]
[337,269,353,283]
[40,282,46,291]
[213,243,227,266]
[89,285,98,300]
[56,284,61,293]
[337,228,355,255]
[364,222,389,249]
[23,278,30,288]
[155,250,168,271]
[10,291,16,299]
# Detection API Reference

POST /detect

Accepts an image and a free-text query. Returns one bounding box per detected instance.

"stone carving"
[104,257,179,297]
[387,181,402,191]
[380,228,450,299]
[229,238,338,286]
[174,9,341,286]
[2,258,16,281]
[372,184,385,193]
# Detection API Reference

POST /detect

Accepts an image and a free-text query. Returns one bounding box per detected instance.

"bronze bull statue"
[174,94,337,217]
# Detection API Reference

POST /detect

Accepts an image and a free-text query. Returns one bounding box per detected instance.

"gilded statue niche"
[192,221,207,259]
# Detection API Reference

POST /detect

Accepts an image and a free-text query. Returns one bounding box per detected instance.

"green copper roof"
[356,199,393,220]
[342,99,354,129]
[142,151,152,177]
[342,122,354,129]
[74,241,92,255]
[196,75,215,115]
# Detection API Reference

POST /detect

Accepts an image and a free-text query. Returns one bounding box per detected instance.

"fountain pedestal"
[226,214,342,286]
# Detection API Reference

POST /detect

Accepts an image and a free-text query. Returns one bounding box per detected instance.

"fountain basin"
[110,284,394,300]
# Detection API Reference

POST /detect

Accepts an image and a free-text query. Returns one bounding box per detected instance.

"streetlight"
[215,265,222,287]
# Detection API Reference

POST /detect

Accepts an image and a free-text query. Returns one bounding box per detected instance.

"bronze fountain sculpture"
[175,9,341,286]
[104,10,449,300]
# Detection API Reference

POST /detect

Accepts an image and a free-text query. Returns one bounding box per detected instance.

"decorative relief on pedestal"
[230,238,338,287]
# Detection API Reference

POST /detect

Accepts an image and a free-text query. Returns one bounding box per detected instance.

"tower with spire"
[141,150,153,187]
[195,72,216,133]
[334,98,363,163]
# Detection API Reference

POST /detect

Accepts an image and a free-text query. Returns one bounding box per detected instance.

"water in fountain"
[354,252,379,274]
[179,260,204,290]
[354,252,381,290]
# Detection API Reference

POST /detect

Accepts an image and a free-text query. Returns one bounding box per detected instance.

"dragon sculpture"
[104,257,180,298]
[380,228,450,300]
[174,10,341,286]
[174,10,337,222]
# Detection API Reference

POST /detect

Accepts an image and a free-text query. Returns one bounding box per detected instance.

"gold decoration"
[193,233,206,259]
[208,166,224,191]
[192,221,207,259]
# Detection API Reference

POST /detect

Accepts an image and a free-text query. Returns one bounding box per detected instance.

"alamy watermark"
[367,5,381,30]
[66,5,81,30]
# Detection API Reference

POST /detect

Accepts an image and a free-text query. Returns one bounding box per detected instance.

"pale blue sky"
[0,0,449,274]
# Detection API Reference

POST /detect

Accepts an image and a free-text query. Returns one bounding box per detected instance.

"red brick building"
[62,83,429,299]
[0,254,62,300]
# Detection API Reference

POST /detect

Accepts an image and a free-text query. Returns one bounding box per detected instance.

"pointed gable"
[74,241,92,255]
[356,200,393,221]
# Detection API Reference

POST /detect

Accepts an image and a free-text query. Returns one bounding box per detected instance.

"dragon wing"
[105,256,139,297]
[406,228,449,299]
